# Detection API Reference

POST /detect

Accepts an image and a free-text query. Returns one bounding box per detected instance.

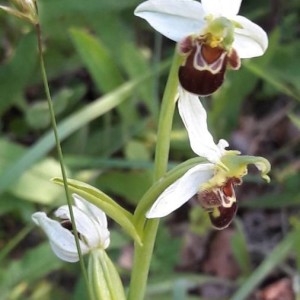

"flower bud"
[89,249,126,300]
[0,0,38,24]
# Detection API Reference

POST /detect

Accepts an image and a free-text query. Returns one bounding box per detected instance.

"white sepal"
[178,87,228,163]
[232,15,268,58]
[32,212,89,262]
[134,0,205,42]
[146,163,214,218]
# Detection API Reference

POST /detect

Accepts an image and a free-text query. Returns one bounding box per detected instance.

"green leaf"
[230,231,297,300]
[0,32,37,114]
[244,60,300,101]
[231,219,251,276]
[108,229,130,250]
[119,42,158,117]
[0,71,165,192]
[13,158,66,204]
[0,193,33,216]
[150,226,180,277]
[40,0,138,19]
[0,139,64,204]
[241,192,300,208]
[211,68,257,137]
[84,119,149,156]
[25,101,51,129]
[289,113,300,129]
[0,243,63,298]
[125,140,152,162]
[97,169,152,205]
[70,28,124,93]
[25,87,85,130]
[0,225,33,263]
[146,274,232,298]
[64,157,155,170]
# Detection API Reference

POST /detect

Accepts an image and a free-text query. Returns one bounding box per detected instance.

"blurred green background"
[0,0,300,299]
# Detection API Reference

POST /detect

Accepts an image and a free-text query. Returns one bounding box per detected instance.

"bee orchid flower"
[135,0,268,96]
[146,88,271,229]
[32,194,110,262]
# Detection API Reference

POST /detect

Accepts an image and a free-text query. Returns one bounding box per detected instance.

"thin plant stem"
[34,18,93,300]
[128,51,183,300]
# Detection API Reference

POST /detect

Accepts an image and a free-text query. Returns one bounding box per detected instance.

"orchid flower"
[135,0,268,96]
[0,0,38,24]
[32,194,110,262]
[146,88,271,229]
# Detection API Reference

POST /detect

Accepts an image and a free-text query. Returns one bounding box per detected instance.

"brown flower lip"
[208,203,238,230]
[178,39,240,96]
[197,178,241,229]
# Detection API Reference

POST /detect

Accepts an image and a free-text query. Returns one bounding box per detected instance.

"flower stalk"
[31,2,94,300]
[33,10,92,299]
[127,52,183,300]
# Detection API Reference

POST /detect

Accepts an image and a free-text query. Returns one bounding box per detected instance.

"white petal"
[55,206,101,249]
[32,212,89,262]
[201,0,242,17]
[178,88,227,163]
[134,0,206,42]
[217,139,229,150]
[72,194,108,228]
[232,15,268,58]
[146,163,214,218]
[73,195,110,248]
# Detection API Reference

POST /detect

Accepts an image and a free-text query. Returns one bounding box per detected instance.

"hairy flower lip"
[178,40,231,96]
[198,177,240,209]
[177,34,242,95]
[208,202,238,229]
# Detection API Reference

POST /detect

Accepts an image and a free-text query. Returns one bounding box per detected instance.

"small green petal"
[205,16,235,49]
[253,158,271,183]
[221,154,271,182]
[201,153,271,192]
[232,20,243,29]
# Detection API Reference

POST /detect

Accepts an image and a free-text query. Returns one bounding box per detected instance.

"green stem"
[153,53,183,181]
[34,22,92,299]
[127,51,183,300]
